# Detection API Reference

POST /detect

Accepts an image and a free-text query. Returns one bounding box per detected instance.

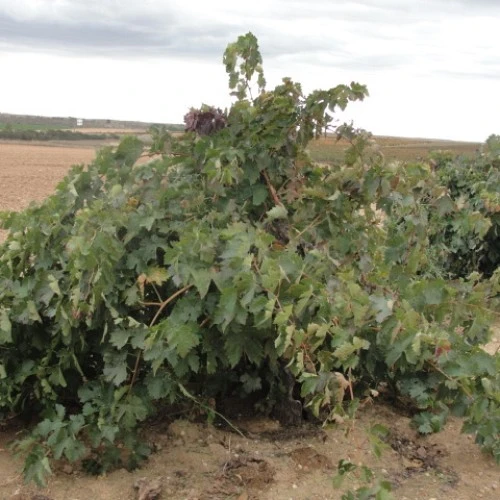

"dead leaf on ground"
[133,477,162,500]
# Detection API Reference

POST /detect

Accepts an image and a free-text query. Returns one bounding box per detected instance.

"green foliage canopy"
[0,33,498,483]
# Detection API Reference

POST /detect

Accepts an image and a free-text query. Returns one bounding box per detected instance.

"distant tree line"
[0,127,119,141]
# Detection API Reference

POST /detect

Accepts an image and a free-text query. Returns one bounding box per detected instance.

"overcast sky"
[0,0,499,141]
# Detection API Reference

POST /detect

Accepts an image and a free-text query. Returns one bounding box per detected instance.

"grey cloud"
[437,68,500,80]
[258,34,347,58]
[0,6,381,64]
[454,0,500,7]
[0,0,499,69]
[275,49,413,73]
[361,0,500,10]
[259,3,410,24]
[0,13,241,59]
[339,53,412,71]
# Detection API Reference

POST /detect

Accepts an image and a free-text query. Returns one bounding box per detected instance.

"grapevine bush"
[0,33,499,484]
[429,135,500,278]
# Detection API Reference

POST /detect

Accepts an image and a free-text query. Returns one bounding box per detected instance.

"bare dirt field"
[0,141,100,211]
[0,140,498,500]
[308,136,481,163]
[0,141,105,243]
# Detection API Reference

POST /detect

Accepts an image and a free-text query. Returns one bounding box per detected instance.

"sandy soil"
[0,141,498,500]
[0,142,98,212]
[308,136,481,163]
[0,141,101,244]
[1,405,498,500]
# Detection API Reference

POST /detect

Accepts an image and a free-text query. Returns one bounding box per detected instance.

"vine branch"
[261,169,282,206]
[149,284,193,327]
[129,284,194,395]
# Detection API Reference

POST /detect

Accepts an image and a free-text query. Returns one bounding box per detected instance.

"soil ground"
[0,404,498,500]
[307,135,481,163]
[0,139,498,500]
[0,141,103,243]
